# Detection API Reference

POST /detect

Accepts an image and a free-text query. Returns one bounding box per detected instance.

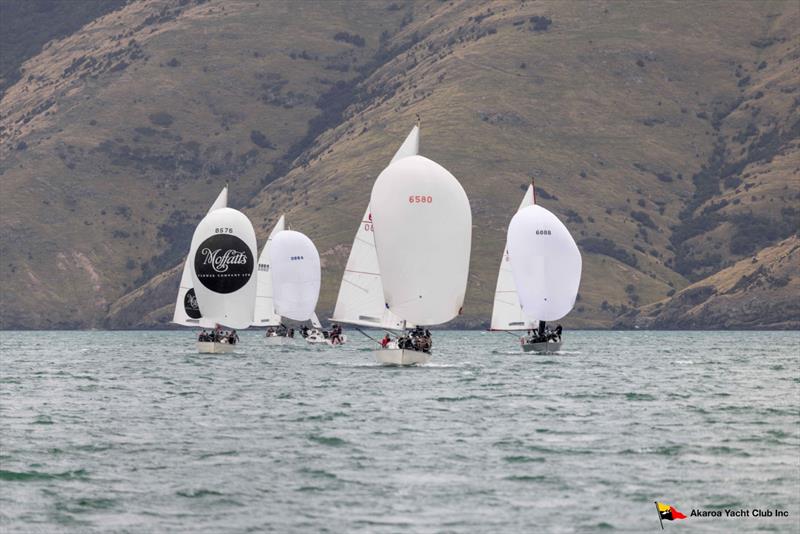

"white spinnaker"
[251,215,285,326]
[331,126,418,330]
[270,230,321,321]
[507,204,582,322]
[189,207,258,329]
[490,185,536,330]
[370,155,472,326]
[173,186,227,327]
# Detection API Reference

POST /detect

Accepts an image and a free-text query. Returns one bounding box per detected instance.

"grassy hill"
[1,0,797,330]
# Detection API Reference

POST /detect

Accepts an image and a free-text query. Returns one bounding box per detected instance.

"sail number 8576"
[408,195,433,204]
[215,227,234,234]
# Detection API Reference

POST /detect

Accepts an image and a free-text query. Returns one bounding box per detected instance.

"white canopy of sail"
[490,185,536,330]
[370,154,472,326]
[189,207,258,329]
[270,230,321,322]
[173,186,227,327]
[251,215,285,327]
[331,126,418,330]
[507,204,582,322]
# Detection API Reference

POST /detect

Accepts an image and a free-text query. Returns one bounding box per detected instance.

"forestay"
[189,207,258,329]
[490,184,536,330]
[270,230,321,322]
[173,186,228,327]
[370,155,472,326]
[251,215,285,327]
[507,204,582,322]
[331,126,419,330]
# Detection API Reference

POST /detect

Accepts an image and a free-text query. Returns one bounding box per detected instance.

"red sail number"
[408,195,433,204]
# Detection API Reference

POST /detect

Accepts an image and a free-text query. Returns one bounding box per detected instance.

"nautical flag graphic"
[655,501,687,528]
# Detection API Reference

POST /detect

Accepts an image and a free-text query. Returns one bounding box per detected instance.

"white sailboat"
[494,181,582,352]
[367,124,472,365]
[490,185,536,333]
[252,216,293,345]
[330,127,417,334]
[187,193,258,353]
[253,217,326,345]
[173,186,228,329]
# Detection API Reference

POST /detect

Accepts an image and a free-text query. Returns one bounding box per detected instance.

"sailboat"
[186,190,258,353]
[367,124,472,365]
[252,215,324,345]
[491,181,582,352]
[252,215,291,345]
[330,127,417,335]
[173,186,228,330]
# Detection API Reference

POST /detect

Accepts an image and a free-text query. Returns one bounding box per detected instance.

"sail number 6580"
[408,195,433,204]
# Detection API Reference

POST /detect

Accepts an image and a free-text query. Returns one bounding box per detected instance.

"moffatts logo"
[199,248,249,273]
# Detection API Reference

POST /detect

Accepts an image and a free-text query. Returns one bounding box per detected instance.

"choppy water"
[1,330,798,533]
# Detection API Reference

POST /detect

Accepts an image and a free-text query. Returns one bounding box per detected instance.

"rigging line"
[356,328,382,346]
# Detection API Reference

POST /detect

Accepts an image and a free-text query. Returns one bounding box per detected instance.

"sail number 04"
[409,195,433,204]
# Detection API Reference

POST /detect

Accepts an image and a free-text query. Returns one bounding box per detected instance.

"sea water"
[1,330,798,533]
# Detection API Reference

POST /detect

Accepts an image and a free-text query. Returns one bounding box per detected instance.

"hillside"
[1,0,797,330]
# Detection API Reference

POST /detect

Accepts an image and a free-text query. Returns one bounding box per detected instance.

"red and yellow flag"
[657,501,687,521]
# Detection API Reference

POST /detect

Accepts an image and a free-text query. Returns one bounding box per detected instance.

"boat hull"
[196,341,236,353]
[374,348,430,366]
[305,332,348,346]
[521,340,562,353]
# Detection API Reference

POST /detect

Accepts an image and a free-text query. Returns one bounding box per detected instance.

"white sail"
[331,126,419,330]
[251,215,285,326]
[507,204,582,322]
[189,207,258,329]
[310,312,322,329]
[270,230,321,321]
[173,186,227,327]
[390,124,418,163]
[490,185,536,330]
[370,155,472,326]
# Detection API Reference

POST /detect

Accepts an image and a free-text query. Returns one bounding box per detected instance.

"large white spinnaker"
[331,126,419,330]
[270,230,321,322]
[507,204,582,322]
[370,155,472,326]
[189,207,258,329]
[251,215,285,327]
[490,185,536,330]
[173,186,228,327]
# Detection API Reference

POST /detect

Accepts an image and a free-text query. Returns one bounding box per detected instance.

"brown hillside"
[1,0,797,329]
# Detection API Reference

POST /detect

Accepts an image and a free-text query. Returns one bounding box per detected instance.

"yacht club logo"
[183,288,202,319]
[194,234,254,294]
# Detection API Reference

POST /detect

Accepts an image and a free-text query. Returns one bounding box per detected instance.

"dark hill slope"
[1,0,797,329]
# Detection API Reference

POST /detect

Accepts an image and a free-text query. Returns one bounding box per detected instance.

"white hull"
[521,340,562,353]
[196,341,236,354]
[374,348,430,366]
[305,331,348,346]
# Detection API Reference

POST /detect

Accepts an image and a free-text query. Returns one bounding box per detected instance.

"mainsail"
[251,215,285,327]
[490,185,536,330]
[189,207,258,329]
[331,126,418,330]
[507,203,582,322]
[173,186,228,327]
[270,230,321,321]
[370,154,472,326]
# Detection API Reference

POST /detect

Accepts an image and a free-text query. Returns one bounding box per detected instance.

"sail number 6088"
[408,195,433,204]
